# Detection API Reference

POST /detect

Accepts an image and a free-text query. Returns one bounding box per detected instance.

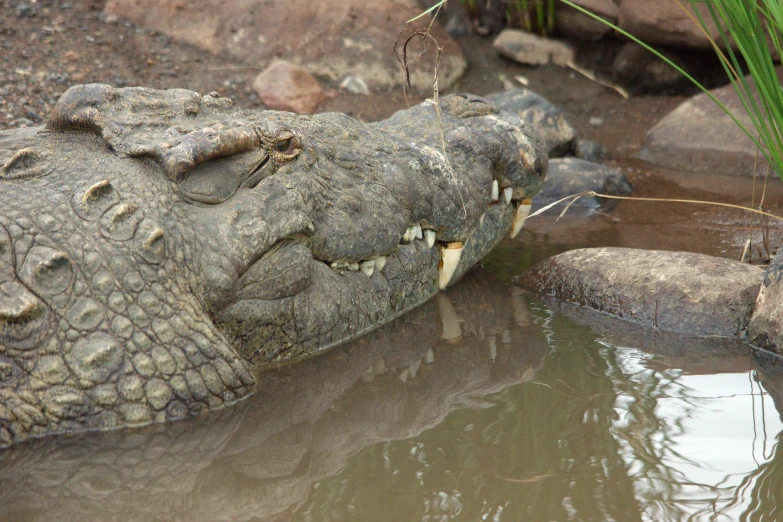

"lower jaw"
[220,203,518,369]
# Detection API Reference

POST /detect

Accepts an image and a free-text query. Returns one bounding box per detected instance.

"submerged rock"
[573,139,604,162]
[486,88,576,157]
[517,247,764,337]
[535,158,631,207]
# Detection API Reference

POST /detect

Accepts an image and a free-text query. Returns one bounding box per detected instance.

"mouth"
[216,193,533,368]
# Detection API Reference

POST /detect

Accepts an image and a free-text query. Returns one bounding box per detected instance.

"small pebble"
[339,76,370,95]
[15,3,33,18]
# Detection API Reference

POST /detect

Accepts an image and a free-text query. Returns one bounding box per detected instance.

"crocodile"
[0,84,546,447]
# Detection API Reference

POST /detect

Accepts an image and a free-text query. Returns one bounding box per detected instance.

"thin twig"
[566,61,630,99]
[394,27,468,219]
[527,191,783,222]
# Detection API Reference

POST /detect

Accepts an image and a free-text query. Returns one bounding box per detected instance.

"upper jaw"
[200,96,547,366]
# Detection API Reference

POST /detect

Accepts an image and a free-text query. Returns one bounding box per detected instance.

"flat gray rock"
[749,251,783,352]
[493,30,576,67]
[516,247,764,337]
[486,88,576,157]
[535,158,632,207]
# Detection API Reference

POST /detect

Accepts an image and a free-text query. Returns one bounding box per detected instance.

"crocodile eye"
[275,138,294,154]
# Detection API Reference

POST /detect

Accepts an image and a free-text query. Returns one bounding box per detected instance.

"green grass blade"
[558,0,762,152]
[407,0,447,23]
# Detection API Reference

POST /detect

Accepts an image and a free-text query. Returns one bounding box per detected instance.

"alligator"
[0,84,546,447]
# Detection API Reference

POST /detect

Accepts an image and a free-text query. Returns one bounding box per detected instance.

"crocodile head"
[0,84,546,446]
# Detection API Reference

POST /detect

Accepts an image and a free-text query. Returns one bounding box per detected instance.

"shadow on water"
[0,262,780,521]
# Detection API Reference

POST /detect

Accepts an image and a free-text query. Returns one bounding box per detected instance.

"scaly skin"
[0,84,546,446]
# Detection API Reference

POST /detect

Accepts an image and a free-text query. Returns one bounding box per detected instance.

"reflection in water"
[0,269,782,521]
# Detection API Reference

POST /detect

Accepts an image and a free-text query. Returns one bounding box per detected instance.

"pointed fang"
[424,229,436,248]
[415,224,423,240]
[503,187,513,204]
[510,199,532,239]
[375,255,387,272]
[438,242,464,290]
[491,180,499,202]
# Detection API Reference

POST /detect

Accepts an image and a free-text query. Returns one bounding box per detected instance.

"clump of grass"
[508,0,556,35]
[412,0,557,35]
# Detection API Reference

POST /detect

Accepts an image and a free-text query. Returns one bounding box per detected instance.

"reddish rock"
[253,62,325,114]
[104,0,466,92]
[617,0,720,49]
[555,0,617,41]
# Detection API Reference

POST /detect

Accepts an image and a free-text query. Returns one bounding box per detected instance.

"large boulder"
[749,252,783,352]
[639,72,783,176]
[555,0,719,49]
[517,247,764,337]
[104,0,466,92]
[555,0,617,41]
[617,0,721,50]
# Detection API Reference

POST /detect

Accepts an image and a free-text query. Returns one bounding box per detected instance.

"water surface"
[2,196,782,522]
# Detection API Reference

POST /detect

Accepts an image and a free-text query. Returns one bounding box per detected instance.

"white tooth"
[415,224,423,240]
[491,180,499,202]
[398,368,409,383]
[402,225,416,243]
[360,366,375,383]
[348,262,359,271]
[424,348,435,364]
[488,336,497,361]
[360,259,375,277]
[408,359,422,379]
[374,358,387,375]
[503,187,513,204]
[479,213,485,226]
[438,241,464,290]
[510,199,532,239]
[424,229,436,248]
[437,293,462,343]
[375,255,387,271]
[330,262,340,270]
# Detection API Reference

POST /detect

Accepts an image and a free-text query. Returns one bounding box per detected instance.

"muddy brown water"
[1,164,783,521]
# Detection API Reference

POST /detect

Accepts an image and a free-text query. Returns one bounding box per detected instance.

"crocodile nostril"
[534,156,546,177]
[19,246,74,296]
[0,281,50,351]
